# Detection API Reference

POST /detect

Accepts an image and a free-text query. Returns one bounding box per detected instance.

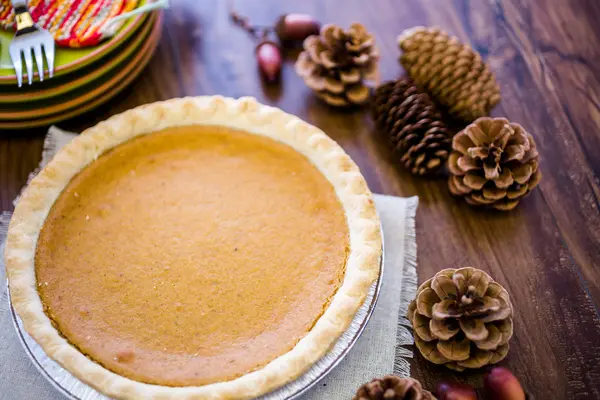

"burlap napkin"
[0,127,418,400]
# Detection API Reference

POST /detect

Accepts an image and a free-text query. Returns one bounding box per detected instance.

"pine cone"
[372,79,451,175]
[354,376,436,400]
[448,117,541,211]
[398,27,501,122]
[408,268,514,372]
[295,23,379,107]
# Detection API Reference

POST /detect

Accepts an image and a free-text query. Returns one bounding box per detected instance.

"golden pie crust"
[5,96,381,399]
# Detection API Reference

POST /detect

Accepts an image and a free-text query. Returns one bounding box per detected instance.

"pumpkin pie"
[5,97,381,399]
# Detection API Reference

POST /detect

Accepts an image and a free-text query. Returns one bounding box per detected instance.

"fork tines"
[9,6,56,87]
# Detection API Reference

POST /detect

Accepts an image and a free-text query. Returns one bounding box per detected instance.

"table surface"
[1,0,599,398]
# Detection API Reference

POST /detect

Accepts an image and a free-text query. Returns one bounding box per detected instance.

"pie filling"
[35,126,350,386]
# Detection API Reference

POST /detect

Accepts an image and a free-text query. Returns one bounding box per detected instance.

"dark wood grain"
[1,0,599,398]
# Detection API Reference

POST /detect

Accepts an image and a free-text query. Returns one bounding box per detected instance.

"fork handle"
[11,0,28,11]
[11,0,29,16]
[11,0,34,31]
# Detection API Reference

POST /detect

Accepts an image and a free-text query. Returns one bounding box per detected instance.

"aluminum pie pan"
[8,246,383,400]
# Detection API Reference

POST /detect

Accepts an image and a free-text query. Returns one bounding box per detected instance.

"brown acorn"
[484,368,527,400]
[436,381,478,400]
[256,41,282,82]
[275,13,320,43]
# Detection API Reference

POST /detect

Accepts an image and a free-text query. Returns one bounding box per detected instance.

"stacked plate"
[0,4,162,130]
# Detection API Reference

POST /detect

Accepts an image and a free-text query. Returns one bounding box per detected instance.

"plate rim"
[0,13,159,119]
[0,13,162,130]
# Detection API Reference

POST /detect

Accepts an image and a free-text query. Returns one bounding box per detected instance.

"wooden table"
[1,0,599,398]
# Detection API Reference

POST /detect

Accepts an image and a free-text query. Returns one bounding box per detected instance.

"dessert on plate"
[5,96,381,399]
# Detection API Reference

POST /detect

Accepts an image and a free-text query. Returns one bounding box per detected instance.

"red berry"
[484,367,526,400]
[255,41,282,82]
[436,381,478,400]
[275,13,320,43]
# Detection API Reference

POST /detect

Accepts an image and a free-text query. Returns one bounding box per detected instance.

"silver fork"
[8,0,55,87]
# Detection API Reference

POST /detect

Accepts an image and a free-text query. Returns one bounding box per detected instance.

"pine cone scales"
[398,27,501,121]
[372,79,451,175]
[354,376,436,400]
[408,268,513,371]
[448,117,542,210]
[296,23,379,106]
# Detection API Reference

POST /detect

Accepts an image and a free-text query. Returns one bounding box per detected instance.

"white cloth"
[0,127,418,400]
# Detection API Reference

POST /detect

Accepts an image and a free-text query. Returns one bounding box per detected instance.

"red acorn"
[436,381,478,400]
[275,13,320,42]
[255,41,282,82]
[484,367,527,400]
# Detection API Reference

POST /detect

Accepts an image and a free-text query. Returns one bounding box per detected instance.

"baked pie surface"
[6,97,381,399]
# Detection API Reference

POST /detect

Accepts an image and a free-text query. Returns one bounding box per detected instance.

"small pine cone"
[448,117,541,211]
[408,267,514,372]
[354,376,436,400]
[372,79,451,175]
[398,26,501,122]
[295,23,379,107]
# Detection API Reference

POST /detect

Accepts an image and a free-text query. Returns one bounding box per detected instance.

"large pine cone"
[448,117,541,211]
[408,267,514,372]
[295,23,379,107]
[398,27,500,122]
[354,376,436,400]
[372,79,451,175]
